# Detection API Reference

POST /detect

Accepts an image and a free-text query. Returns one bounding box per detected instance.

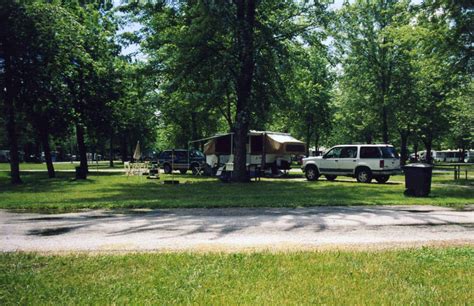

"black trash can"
[403,163,433,197]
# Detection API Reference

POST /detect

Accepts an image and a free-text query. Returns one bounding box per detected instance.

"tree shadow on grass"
[326,179,401,185]
[0,172,121,194]
[54,178,474,210]
[2,173,472,211]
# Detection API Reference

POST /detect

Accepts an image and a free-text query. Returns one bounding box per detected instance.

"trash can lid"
[403,163,433,168]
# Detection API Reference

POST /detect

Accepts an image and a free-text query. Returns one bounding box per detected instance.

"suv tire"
[356,167,372,183]
[163,163,172,174]
[325,175,337,181]
[375,175,390,184]
[305,165,320,181]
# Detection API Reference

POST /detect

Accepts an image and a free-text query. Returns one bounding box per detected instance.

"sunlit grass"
[392,172,474,186]
[0,161,123,171]
[1,248,472,304]
[0,171,472,211]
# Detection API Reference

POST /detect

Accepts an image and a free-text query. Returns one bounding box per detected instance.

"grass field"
[0,170,472,211]
[1,247,472,304]
[393,173,474,186]
[0,161,123,171]
[1,161,472,184]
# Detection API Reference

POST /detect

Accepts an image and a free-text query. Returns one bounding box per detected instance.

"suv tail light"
[379,160,384,168]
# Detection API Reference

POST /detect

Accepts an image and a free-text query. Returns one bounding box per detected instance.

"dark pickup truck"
[158,149,206,174]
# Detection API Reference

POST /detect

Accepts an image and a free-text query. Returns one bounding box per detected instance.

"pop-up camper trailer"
[194,131,305,177]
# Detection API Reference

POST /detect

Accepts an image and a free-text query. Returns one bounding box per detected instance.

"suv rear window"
[360,147,381,158]
[381,147,399,158]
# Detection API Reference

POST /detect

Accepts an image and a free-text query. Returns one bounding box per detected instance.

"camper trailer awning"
[266,133,303,144]
[201,131,306,155]
[265,133,305,154]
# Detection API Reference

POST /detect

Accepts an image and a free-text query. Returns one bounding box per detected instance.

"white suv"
[302,144,401,183]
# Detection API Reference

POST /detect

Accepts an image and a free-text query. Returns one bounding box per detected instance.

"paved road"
[1,206,473,253]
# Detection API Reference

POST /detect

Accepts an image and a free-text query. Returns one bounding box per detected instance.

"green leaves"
[134,1,333,150]
[329,0,470,154]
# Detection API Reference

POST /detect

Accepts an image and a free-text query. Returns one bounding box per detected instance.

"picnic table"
[124,161,149,176]
[436,163,473,180]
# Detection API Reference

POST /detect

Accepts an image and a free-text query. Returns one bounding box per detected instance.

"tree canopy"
[0,0,472,183]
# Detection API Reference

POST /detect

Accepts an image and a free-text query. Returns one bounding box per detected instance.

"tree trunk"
[191,112,198,148]
[365,133,373,144]
[120,136,128,162]
[109,132,114,168]
[305,124,311,157]
[399,131,409,166]
[233,125,249,181]
[414,141,418,162]
[379,34,391,145]
[4,52,22,184]
[314,133,320,155]
[423,138,433,164]
[232,0,256,182]
[40,127,55,178]
[76,123,88,177]
[382,106,389,144]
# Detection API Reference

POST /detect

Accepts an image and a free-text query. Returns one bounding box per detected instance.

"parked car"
[158,149,206,174]
[302,144,401,183]
[0,150,24,162]
[41,151,58,162]
[0,150,10,163]
[26,154,42,163]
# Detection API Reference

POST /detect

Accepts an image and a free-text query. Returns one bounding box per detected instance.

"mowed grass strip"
[1,248,473,304]
[0,161,123,171]
[0,172,472,211]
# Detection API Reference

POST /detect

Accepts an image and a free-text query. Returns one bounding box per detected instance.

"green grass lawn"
[0,171,472,211]
[1,247,472,304]
[0,161,123,171]
[392,172,474,186]
[1,161,472,185]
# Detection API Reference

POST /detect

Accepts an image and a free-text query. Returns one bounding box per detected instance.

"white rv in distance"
[412,150,465,163]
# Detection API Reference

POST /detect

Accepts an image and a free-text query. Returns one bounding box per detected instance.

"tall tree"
[232,0,256,182]
[135,0,328,181]
[383,7,420,165]
[281,42,333,155]
[20,3,82,178]
[65,2,120,177]
[333,0,410,144]
[446,83,474,158]
[0,1,32,184]
[409,2,464,163]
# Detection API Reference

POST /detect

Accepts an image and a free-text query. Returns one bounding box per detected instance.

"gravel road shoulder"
[1,205,473,253]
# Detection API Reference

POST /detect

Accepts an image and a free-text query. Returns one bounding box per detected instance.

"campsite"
[1,0,473,304]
